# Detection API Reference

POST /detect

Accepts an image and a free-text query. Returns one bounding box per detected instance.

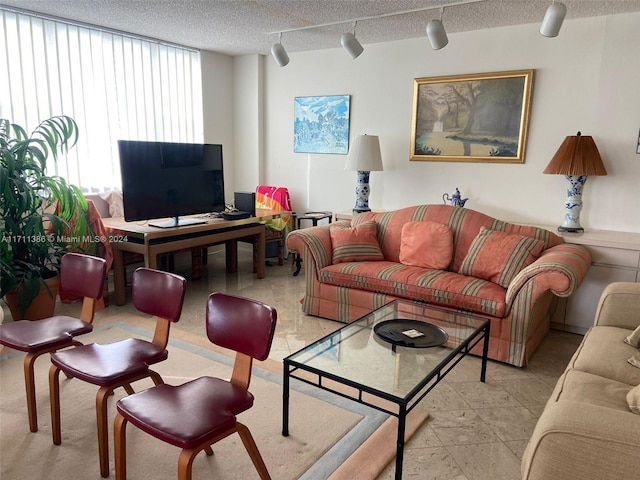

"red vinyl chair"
[48,267,187,477]
[0,252,107,432]
[113,292,277,480]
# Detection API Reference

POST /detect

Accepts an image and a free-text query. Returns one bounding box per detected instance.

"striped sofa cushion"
[459,227,545,288]
[319,261,508,317]
[352,205,562,273]
[330,220,384,264]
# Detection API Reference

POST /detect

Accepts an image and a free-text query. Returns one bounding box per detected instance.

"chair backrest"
[132,268,187,349]
[132,268,187,322]
[60,252,107,299]
[60,253,108,321]
[206,293,277,388]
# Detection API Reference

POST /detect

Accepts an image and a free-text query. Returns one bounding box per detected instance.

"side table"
[293,211,332,276]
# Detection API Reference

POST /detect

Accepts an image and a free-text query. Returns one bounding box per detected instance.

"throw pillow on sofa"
[459,227,545,288]
[625,325,640,348]
[330,220,384,264]
[627,384,640,414]
[399,221,453,270]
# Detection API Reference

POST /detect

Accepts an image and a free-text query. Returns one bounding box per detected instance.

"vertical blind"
[0,8,204,192]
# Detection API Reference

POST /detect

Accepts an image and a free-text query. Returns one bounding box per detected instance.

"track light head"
[341,33,363,59]
[426,19,448,50]
[540,1,567,37]
[271,33,289,67]
[341,22,363,59]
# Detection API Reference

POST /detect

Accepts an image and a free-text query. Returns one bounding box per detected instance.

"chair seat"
[0,316,93,352]
[51,338,167,386]
[116,376,254,449]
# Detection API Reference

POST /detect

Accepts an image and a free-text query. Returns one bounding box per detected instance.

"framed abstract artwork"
[294,95,351,154]
[410,70,534,163]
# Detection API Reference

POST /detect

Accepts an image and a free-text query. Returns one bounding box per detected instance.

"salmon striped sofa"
[286,205,591,367]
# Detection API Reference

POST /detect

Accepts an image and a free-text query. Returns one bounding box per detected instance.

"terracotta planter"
[5,276,60,321]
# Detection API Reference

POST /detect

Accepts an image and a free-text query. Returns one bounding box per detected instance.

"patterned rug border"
[0,320,388,479]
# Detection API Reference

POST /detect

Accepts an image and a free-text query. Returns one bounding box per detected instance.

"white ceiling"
[3,0,640,56]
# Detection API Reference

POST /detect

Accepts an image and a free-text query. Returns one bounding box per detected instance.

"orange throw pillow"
[399,221,453,270]
[330,221,384,264]
[459,227,545,288]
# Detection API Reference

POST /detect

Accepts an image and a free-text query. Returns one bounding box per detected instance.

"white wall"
[224,13,640,232]
[200,50,236,202]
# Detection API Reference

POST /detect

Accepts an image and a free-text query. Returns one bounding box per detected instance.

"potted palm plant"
[1,115,91,319]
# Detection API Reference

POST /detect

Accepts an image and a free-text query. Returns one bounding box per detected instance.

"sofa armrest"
[522,401,640,480]
[286,225,335,274]
[506,243,591,305]
[593,282,640,329]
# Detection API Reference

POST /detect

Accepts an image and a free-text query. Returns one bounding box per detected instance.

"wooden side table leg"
[256,229,266,279]
[226,240,238,273]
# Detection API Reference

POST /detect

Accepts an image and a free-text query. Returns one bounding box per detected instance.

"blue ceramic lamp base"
[557,174,587,233]
[353,170,372,213]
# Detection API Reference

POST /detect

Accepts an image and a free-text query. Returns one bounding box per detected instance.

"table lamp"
[345,134,383,213]
[543,131,607,232]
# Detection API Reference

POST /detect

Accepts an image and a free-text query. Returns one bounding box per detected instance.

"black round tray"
[373,319,448,348]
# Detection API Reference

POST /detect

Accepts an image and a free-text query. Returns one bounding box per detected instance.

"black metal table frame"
[282,315,490,480]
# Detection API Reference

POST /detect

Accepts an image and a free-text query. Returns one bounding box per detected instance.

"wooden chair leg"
[149,370,164,386]
[48,365,62,445]
[236,422,271,480]
[204,446,214,456]
[24,352,39,432]
[114,413,128,480]
[97,386,112,477]
[177,448,199,480]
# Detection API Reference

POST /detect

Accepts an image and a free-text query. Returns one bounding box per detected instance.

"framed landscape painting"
[294,95,350,154]
[410,70,534,163]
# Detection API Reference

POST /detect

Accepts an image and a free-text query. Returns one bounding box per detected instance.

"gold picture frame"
[410,69,534,163]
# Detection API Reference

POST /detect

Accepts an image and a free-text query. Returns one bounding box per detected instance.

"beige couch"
[522,282,640,480]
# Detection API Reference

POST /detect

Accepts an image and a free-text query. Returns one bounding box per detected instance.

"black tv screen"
[118,140,225,226]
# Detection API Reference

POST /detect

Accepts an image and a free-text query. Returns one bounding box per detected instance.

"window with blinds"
[0,7,204,192]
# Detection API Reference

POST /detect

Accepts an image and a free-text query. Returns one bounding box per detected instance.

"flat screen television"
[118,140,225,228]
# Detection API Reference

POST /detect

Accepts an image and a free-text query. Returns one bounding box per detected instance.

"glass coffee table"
[282,299,490,480]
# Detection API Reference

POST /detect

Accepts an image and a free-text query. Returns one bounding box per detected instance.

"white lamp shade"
[341,32,364,59]
[540,2,567,37]
[426,19,448,50]
[345,135,383,171]
[271,42,289,67]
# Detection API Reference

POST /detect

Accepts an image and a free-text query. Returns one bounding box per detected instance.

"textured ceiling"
[2,0,640,56]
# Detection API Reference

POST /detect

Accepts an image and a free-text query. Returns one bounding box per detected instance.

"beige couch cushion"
[628,384,640,414]
[569,326,640,386]
[551,369,633,413]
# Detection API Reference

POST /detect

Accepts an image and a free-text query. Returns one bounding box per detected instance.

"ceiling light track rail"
[267,0,484,35]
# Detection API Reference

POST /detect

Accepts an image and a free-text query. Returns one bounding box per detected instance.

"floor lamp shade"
[543,132,607,232]
[345,135,383,213]
[540,1,567,37]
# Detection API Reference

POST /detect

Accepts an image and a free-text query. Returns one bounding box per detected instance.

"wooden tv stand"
[102,209,289,305]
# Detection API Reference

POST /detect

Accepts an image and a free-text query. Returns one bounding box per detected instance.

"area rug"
[0,317,389,480]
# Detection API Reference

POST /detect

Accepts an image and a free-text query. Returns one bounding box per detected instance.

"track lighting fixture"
[426,8,448,50]
[341,21,364,59]
[540,1,567,37]
[268,0,486,64]
[271,32,289,67]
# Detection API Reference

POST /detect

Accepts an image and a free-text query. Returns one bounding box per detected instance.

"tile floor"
[3,247,583,479]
